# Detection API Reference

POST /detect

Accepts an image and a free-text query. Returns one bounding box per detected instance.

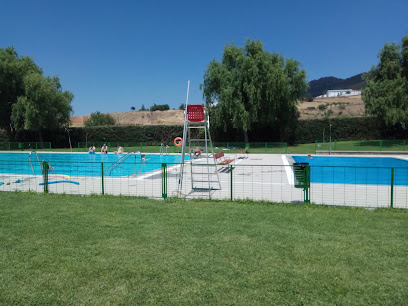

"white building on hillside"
[325,89,361,97]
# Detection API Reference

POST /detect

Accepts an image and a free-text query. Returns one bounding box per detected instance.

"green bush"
[318,104,327,110]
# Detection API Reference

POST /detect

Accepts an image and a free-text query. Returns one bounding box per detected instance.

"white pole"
[178,81,190,193]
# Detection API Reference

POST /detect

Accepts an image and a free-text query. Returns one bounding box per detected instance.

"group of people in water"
[88,144,124,155]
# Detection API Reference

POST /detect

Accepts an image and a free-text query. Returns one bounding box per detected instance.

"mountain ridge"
[308,73,365,97]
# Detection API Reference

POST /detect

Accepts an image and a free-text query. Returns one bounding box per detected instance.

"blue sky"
[1,0,407,116]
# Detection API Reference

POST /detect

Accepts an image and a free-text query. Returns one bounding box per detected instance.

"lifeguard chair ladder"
[177,84,221,197]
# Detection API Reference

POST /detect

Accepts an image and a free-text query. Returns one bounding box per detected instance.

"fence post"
[162,163,167,199]
[230,164,233,201]
[49,142,52,151]
[101,162,104,195]
[265,142,267,153]
[285,142,287,153]
[380,140,383,152]
[304,165,310,203]
[390,167,394,208]
[315,140,317,151]
[78,142,80,152]
[42,161,49,193]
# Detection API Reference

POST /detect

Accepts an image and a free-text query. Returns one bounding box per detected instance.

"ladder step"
[188,126,206,129]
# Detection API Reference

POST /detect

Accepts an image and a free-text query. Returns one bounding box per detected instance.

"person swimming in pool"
[308,154,313,159]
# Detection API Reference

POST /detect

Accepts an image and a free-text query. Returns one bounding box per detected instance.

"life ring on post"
[174,137,183,147]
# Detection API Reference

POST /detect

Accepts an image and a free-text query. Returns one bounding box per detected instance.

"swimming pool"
[0,152,188,177]
[292,156,408,185]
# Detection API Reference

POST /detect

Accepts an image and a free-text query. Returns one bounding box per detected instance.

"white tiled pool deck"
[1,153,407,209]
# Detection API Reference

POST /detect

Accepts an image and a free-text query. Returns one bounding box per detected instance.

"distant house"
[326,89,361,97]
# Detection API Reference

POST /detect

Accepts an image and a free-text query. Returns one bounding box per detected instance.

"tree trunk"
[243,130,249,146]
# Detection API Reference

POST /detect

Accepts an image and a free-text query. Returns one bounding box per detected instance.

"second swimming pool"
[292,156,408,185]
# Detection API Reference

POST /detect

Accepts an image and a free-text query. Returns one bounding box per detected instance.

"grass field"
[1,193,407,304]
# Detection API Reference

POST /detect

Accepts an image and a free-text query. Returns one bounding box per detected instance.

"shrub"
[318,104,327,110]
[306,107,316,110]
[85,112,115,127]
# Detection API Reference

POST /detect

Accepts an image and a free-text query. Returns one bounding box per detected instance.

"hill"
[298,95,364,119]
[70,110,185,127]
[308,73,365,97]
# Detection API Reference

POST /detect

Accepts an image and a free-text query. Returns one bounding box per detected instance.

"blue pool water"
[0,152,188,177]
[292,156,408,185]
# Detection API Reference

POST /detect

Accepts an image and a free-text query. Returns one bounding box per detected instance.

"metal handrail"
[29,151,41,175]
[104,152,140,174]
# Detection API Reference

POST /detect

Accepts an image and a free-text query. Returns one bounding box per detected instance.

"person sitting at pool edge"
[101,144,108,154]
[88,146,96,154]
[114,145,124,154]
[308,154,313,159]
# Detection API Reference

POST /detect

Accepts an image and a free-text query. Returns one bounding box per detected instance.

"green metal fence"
[0,159,407,209]
[315,140,408,152]
[0,142,52,151]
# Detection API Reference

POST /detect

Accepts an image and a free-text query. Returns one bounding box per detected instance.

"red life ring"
[174,137,183,147]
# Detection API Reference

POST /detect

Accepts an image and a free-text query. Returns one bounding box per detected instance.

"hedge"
[4,117,407,147]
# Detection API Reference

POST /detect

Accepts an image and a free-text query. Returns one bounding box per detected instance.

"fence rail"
[0,142,51,151]
[0,160,407,209]
[315,139,408,152]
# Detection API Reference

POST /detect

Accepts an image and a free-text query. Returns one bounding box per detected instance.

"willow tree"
[0,47,41,139]
[362,35,408,127]
[201,39,307,143]
[12,73,73,140]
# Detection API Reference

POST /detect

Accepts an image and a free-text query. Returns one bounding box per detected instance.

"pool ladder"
[29,151,54,175]
[104,152,141,175]
[160,143,169,155]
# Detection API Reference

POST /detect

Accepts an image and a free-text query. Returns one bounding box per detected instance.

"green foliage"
[130,106,135,111]
[12,73,73,132]
[150,103,170,111]
[304,93,314,102]
[178,103,185,110]
[306,106,316,110]
[294,117,382,144]
[84,112,115,127]
[202,39,308,141]
[318,104,327,110]
[139,104,146,111]
[363,35,408,126]
[0,47,42,138]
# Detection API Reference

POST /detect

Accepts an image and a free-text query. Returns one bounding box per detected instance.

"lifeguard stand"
[177,94,221,197]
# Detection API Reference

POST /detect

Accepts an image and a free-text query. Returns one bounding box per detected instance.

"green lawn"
[1,193,407,304]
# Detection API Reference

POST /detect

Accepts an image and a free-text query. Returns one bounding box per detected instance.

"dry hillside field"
[70,96,365,126]
[298,95,365,119]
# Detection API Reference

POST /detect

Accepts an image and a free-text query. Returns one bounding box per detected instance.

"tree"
[139,104,146,111]
[362,35,408,126]
[131,106,135,111]
[150,103,170,111]
[201,39,308,142]
[178,103,185,110]
[12,73,73,137]
[0,47,41,139]
[84,112,115,127]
